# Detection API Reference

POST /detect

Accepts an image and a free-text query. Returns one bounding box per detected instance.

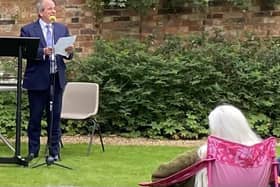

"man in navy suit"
[20,0,74,161]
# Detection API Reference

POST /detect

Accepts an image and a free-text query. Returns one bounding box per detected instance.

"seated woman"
[151,104,262,187]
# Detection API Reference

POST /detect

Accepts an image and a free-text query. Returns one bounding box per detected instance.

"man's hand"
[65,45,74,54]
[44,47,53,56]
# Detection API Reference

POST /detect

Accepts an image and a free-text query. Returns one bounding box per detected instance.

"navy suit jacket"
[20,19,73,90]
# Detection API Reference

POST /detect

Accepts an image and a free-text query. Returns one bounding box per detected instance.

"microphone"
[49,15,56,23]
[49,15,56,73]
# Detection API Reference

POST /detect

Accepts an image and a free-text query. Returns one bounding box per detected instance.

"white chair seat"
[60,82,105,155]
[61,113,92,119]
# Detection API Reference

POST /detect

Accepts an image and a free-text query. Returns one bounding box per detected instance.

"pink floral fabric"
[207,136,276,168]
[139,136,278,187]
[206,136,277,187]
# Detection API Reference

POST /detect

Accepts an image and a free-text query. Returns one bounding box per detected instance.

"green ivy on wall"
[86,0,280,11]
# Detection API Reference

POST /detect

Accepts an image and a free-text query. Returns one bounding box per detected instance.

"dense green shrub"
[0,91,58,138]
[63,34,280,139]
[2,34,280,139]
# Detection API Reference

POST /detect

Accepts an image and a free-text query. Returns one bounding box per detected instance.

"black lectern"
[0,36,39,166]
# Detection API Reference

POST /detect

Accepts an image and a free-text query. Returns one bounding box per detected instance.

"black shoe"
[45,155,59,165]
[53,155,59,161]
[25,153,38,162]
[46,155,55,165]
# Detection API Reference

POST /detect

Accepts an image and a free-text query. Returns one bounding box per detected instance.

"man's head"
[36,0,56,23]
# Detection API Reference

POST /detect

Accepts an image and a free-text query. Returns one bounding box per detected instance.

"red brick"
[0,0,279,57]
[67,0,85,4]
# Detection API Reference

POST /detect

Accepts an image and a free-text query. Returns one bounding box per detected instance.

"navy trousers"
[27,73,63,156]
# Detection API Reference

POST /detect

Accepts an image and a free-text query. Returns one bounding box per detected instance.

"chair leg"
[87,122,96,156]
[59,127,64,149]
[87,119,105,156]
[96,122,105,152]
[60,138,64,148]
[273,162,279,187]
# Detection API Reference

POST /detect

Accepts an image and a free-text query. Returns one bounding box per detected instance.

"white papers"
[54,35,76,57]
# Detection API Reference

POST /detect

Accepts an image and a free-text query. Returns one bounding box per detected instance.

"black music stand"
[0,36,39,166]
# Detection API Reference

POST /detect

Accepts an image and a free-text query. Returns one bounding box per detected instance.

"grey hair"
[36,0,56,15]
[36,0,45,14]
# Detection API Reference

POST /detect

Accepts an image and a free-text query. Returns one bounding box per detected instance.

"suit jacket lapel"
[34,20,47,47]
[53,23,59,44]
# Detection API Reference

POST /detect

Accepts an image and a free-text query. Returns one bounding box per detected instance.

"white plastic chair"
[61,82,105,155]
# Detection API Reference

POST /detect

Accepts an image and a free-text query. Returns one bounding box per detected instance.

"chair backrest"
[207,135,277,187]
[61,82,99,119]
[139,136,278,187]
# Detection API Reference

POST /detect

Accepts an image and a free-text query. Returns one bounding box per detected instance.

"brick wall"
[0,0,94,56]
[1,0,280,56]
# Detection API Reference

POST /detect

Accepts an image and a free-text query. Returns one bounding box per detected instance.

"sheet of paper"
[54,35,76,57]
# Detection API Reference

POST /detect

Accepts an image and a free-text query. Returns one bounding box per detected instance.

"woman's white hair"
[194,104,261,187]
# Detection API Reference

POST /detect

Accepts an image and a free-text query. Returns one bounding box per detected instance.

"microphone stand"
[32,21,71,170]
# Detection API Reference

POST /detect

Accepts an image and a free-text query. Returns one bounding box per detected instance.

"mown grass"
[0,142,193,187]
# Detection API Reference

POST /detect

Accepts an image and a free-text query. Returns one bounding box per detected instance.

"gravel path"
[60,135,204,147]
[18,135,205,147]
[17,135,280,147]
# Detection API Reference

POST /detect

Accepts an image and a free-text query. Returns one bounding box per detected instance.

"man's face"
[39,0,56,23]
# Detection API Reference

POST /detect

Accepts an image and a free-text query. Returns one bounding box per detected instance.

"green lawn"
[0,142,192,187]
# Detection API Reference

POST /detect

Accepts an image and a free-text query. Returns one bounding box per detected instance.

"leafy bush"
[2,34,280,139]
[62,34,280,139]
[0,92,29,137]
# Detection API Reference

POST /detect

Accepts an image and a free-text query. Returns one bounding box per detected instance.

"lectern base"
[0,156,28,166]
[0,37,39,168]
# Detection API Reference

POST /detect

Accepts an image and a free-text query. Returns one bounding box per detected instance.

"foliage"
[85,0,280,39]
[86,0,280,13]
[108,0,128,7]
[86,0,157,38]
[3,33,280,139]
[247,113,272,137]
[174,0,280,9]
[0,92,30,138]
[127,0,158,13]
[127,0,159,39]
[0,57,17,76]
[60,34,280,139]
